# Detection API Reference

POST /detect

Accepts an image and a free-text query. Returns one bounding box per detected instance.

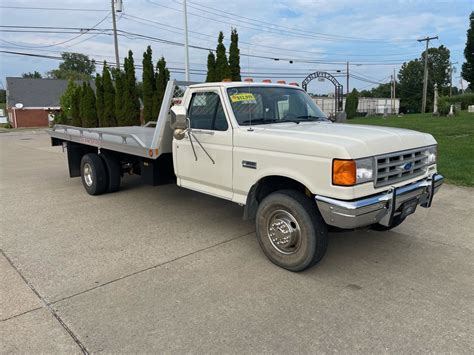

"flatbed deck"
[48,80,194,159]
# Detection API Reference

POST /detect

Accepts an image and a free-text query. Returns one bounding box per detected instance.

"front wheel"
[255,190,328,272]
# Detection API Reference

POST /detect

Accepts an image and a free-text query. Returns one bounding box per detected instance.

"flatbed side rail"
[51,124,147,148]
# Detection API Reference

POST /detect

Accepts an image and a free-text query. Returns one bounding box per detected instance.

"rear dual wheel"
[80,152,121,195]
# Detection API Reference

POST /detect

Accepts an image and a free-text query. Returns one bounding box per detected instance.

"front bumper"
[315,174,444,229]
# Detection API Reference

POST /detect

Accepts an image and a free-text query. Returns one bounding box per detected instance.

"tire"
[100,151,121,193]
[80,153,108,195]
[255,189,328,272]
[371,215,406,231]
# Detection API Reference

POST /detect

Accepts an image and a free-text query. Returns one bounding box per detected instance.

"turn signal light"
[333,159,356,186]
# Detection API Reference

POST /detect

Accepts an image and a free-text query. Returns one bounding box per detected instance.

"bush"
[448,93,474,110]
[438,96,452,115]
[345,89,359,119]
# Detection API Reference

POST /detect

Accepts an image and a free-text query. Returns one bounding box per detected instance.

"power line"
[0,14,110,49]
[149,0,415,44]
[0,26,413,66]
[0,5,108,12]
[121,13,419,58]
[182,0,415,43]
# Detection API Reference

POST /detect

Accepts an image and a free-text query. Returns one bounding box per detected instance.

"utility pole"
[183,0,190,81]
[346,61,349,95]
[449,62,458,97]
[393,68,396,114]
[111,0,121,69]
[417,35,438,113]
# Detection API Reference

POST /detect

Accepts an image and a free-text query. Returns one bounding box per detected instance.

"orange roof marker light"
[277,80,286,84]
[222,78,232,82]
[262,79,272,83]
[289,82,299,86]
[243,78,254,83]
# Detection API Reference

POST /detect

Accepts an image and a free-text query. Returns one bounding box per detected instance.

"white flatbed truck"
[49,80,443,271]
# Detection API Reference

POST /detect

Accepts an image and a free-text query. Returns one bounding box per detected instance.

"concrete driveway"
[1,130,473,354]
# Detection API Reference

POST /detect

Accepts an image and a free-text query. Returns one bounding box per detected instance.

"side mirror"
[170,105,188,130]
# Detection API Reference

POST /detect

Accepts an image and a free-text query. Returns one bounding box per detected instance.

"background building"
[312,96,400,117]
[6,78,69,128]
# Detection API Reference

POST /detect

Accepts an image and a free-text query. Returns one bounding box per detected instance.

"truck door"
[174,89,233,200]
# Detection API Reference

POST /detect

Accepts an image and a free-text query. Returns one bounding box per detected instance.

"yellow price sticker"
[230,93,256,103]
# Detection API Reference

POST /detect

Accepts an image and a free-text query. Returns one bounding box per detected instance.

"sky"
[0,0,472,94]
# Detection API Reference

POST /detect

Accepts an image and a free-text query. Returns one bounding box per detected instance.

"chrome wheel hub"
[267,209,301,254]
[83,163,93,187]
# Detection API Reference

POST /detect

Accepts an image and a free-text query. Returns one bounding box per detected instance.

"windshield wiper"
[295,115,327,121]
[239,118,279,125]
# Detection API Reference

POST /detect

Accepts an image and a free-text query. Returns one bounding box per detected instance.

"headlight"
[426,145,437,165]
[332,158,374,186]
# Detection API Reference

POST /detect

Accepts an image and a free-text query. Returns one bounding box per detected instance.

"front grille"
[374,147,429,187]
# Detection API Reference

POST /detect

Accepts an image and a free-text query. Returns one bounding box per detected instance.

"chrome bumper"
[315,174,444,229]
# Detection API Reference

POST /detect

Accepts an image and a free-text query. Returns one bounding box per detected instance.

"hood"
[235,121,436,159]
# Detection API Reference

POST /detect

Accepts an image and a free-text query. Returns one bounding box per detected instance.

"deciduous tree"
[48,52,95,80]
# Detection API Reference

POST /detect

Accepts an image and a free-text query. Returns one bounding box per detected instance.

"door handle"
[191,129,215,135]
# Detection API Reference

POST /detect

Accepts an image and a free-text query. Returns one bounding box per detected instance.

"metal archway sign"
[302,72,344,112]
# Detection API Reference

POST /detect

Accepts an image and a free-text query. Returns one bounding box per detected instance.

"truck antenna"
[247,45,253,132]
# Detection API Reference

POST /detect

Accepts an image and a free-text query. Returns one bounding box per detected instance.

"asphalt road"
[1,130,473,354]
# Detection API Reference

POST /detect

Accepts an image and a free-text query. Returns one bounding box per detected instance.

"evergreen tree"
[59,79,78,124]
[345,89,359,119]
[121,50,141,126]
[95,73,104,126]
[142,45,155,123]
[229,28,241,81]
[102,62,116,127]
[81,83,98,128]
[113,68,124,124]
[152,56,171,119]
[215,31,231,81]
[80,82,88,125]
[462,12,474,90]
[206,51,216,82]
[71,86,82,127]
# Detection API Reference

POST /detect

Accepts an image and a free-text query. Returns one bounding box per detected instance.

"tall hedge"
[142,46,155,123]
[152,56,170,119]
[102,62,116,127]
[229,28,241,81]
[215,31,230,81]
[95,73,104,126]
[70,86,82,127]
[120,50,141,126]
[81,83,98,128]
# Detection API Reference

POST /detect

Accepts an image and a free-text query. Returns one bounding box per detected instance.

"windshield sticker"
[230,93,257,104]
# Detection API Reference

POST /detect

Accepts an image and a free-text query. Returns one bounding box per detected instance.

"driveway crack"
[1,249,89,355]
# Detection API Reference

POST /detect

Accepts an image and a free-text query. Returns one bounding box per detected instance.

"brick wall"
[8,109,49,128]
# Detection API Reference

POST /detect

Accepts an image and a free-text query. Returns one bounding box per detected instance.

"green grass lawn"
[348,111,474,187]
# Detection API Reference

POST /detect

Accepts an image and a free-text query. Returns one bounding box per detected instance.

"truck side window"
[188,92,228,131]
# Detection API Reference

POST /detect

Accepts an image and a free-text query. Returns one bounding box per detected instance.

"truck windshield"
[227,86,328,126]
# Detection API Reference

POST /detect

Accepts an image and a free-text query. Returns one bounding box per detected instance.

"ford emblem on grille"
[403,162,413,171]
